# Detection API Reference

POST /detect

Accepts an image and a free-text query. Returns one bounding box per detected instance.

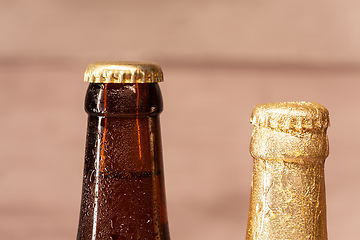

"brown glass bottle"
[77,62,170,240]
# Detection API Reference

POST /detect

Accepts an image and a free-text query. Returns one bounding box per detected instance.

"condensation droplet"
[89,170,95,183]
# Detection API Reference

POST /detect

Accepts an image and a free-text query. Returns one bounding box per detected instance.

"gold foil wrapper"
[246,102,329,240]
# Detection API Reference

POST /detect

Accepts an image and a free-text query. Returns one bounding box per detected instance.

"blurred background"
[1,0,359,239]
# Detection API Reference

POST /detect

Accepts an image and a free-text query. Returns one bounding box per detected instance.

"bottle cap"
[250,102,330,162]
[250,101,329,135]
[84,61,163,83]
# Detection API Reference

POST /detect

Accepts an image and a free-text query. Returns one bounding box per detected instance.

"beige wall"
[2,0,360,65]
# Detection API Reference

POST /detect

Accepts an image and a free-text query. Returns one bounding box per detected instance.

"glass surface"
[77,83,170,240]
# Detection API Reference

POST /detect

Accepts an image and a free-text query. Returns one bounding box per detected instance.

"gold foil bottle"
[77,62,170,240]
[246,102,329,240]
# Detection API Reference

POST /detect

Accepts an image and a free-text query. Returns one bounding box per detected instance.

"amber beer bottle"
[77,62,171,240]
[246,102,329,240]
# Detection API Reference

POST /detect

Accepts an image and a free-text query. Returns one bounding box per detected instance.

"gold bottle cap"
[250,102,330,162]
[251,101,329,134]
[84,61,164,83]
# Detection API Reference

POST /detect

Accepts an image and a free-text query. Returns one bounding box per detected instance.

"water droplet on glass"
[89,170,95,183]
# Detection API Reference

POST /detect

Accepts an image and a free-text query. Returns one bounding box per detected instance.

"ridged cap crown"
[250,102,330,162]
[250,102,329,135]
[84,61,163,83]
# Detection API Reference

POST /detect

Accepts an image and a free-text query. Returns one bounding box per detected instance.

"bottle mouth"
[85,83,163,117]
[250,126,329,163]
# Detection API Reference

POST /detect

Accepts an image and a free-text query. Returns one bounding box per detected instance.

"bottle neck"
[246,158,327,239]
[84,83,164,175]
[77,83,170,240]
[246,126,328,240]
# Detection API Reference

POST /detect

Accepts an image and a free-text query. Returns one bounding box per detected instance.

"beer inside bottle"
[246,102,330,240]
[77,62,170,240]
